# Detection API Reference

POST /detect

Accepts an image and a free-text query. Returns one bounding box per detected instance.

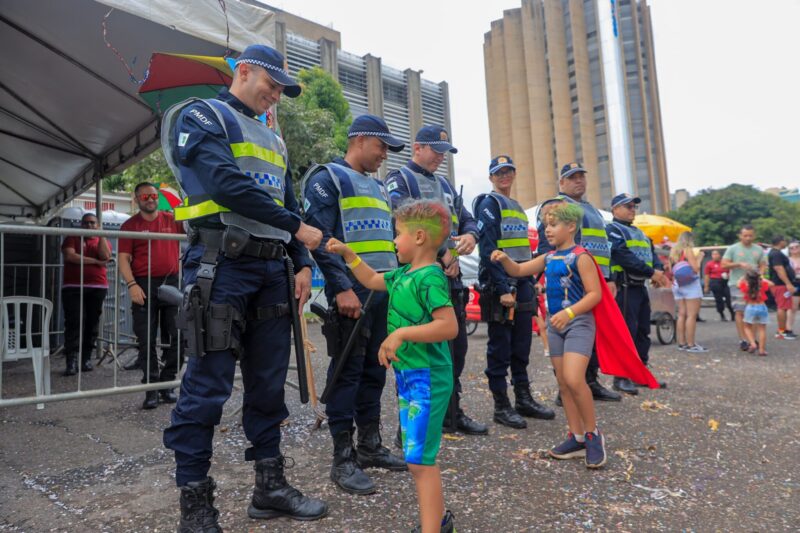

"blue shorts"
[743,304,769,325]
[395,366,453,466]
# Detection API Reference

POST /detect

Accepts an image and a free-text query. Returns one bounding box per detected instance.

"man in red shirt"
[61,213,111,376]
[703,249,734,321]
[119,182,183,409]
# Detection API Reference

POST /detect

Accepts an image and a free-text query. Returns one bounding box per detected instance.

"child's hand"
[378,331,403,368]
[326,237,350,256]
[491,250,509,263]
[550,310,571,331]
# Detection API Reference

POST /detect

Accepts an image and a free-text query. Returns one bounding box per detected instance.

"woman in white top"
[670,232,706,352]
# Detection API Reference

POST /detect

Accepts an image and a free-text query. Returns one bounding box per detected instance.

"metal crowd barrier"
[0,224,186,408]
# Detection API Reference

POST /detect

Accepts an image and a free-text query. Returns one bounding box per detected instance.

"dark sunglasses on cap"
[138,193,159,201]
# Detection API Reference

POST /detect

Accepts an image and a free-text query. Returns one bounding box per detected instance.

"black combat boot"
[612,377,639,395]
[80,356,93,372]
[588,380,622,402]
[142,390,159,410]
[513,382,556,420]
[178,477,222,533]
[330,430,376,495]
[356,420,407,471]
[492,390,527,429]
[443,394,489,435]
[63,354,78,376]
[248,456,328,520]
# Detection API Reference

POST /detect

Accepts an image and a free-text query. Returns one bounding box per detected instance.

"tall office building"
[264,5,454,180]
[484,0,669,212]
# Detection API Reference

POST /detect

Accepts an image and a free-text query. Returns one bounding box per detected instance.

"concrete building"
[264,5,454,180]
[483,0,670,212]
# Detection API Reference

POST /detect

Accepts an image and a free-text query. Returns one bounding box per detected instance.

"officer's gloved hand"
[295,222,323,250]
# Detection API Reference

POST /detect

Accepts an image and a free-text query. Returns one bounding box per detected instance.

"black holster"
[322,308,370,359]
[479,285,507,323]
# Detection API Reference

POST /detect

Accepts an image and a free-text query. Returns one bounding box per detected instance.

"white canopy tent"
[0,0,276,220]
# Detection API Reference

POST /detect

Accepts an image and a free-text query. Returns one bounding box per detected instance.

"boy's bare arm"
[490,251,546,277]
[325,238,387,291]
[395,306,458,344]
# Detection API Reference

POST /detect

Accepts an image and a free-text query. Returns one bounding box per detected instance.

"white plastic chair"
[1,297,53,409]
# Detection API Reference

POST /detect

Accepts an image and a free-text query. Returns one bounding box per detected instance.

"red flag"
[575,246,661,389]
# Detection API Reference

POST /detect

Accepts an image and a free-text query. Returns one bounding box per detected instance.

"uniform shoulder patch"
[387,181,399,192]
[178,132,190,147]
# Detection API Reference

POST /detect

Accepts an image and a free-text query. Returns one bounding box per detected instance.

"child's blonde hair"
[394,199,451,247]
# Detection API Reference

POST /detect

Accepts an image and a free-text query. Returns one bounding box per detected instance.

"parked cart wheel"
[655,312,676,345]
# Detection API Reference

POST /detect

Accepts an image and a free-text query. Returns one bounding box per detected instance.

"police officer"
[302,114,407,495]
[385,125,488,436]
[607,193,667,394]
[475,156,556,429]
[537,163,621,403]
[160,45,327,531]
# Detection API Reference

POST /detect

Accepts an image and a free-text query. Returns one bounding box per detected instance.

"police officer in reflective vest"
[302,114,407,495]
[160,45,327,531]
[475,156,556,429]
[607,193,667,394]
[537,163,622,403]
[385,125,488,436]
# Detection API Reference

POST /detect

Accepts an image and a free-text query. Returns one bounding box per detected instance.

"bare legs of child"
[552,353,595,436]
[408,464,445,533]
[744,322,768,356]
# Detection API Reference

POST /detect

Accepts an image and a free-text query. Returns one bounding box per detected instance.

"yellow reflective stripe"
[348,240,396,254]
[626,239,650,248]
[582,228,607,238]
[498,238,530,248]
[611,265,624,272]
[174,197,283,221]
[174,199,230,220]
[340,196,391,212]
[451,214,459,224]
[595,256,610,266]
[501,209,528,222]
[230,142,287,171]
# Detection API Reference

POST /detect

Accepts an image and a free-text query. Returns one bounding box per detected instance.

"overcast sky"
[271,0,800,205]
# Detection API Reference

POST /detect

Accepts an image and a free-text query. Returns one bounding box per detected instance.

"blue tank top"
[544,246,586,313]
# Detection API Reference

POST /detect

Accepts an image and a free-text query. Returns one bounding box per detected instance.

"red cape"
[575,246,661,389]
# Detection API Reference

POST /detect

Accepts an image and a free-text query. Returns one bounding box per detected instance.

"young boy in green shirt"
[326,199,459,533]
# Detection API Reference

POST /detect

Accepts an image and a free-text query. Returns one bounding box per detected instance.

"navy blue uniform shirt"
[174,88,311,271]
[607,217,663,278]
[476,195,525,295]
[302,158,361,298]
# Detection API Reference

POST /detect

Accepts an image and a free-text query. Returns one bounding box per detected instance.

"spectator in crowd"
[703,249,734,321]
[738,270,773,356]
[61,213,111,376]
[722,225,768,351]
[118,182,183,409]
[669,232,706,352]
[788,241,800,335]
[767,235,797,339]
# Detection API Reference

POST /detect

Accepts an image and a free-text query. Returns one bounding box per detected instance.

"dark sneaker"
[411,510,455,533]
[739,340,749,351]
[548,433,586,460]
[584,430,606,469]
[783,331,798,340]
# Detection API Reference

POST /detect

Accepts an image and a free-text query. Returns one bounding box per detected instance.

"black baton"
[285,256,309,404]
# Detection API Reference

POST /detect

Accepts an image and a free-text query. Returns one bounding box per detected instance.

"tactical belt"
[515,301,536,313]
[197,228,284,260]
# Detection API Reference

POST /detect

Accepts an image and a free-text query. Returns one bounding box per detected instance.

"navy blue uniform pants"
[324,285,388,436]
[450,288,468,397]
[616,284,652,366]
[163,244,292,487]
[485,280,533,393]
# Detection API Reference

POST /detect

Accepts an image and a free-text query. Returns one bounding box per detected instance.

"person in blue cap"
[474,156,556,429]
[537,163,622,403]
[384,125,488,437]
[160,44,328,531]
[301,114,408,495]
[606,193,668,394]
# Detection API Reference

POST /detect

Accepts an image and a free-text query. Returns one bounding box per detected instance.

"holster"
[330,310,370,359]
[479,285,507,323]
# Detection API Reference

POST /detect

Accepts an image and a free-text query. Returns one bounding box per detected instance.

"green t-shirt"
[384,264,453,370]
[723,242,766,288]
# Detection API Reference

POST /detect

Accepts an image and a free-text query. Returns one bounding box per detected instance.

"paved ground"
[1,314,799,532]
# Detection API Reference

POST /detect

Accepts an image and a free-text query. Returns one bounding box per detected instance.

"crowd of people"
[53,42,797,533]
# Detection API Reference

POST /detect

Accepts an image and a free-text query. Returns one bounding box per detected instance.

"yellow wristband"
[565,307,575,320]
[347,256,362,270]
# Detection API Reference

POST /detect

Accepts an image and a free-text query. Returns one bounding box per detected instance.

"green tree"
[104,148,177,192]
[667,184,800,245]
[294,66,352,153]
